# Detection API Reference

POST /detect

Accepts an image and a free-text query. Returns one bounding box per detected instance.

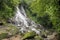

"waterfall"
[14,5,43,34]
[15,6,28,27]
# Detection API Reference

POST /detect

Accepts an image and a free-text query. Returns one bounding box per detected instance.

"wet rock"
[7,19,11,23]
[6,18,15,24]
[0,22,3,25]
[41,35,47,38]
[37,24,44,29]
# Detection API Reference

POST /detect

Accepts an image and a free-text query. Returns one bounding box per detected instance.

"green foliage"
[22,31,43,40]
[0,0,20,19]
[23,0,60,32]
[22,31,36,40]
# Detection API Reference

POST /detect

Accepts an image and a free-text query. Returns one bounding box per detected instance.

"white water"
[14,5,43,34]
[15,6,28,27]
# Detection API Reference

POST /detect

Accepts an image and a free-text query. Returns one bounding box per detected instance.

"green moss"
[35,36,43,40]
[0,33,8,40]
[22,31,36,40]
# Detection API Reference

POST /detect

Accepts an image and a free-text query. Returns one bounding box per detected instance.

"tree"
[0,0,20,19]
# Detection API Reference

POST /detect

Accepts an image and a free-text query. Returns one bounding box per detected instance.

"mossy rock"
[34,36,43,40]
[22,31,36,40]
[0,24,19,36]
[6,24,19,35]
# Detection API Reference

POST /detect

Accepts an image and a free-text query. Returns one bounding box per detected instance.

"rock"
[0,22,3,25]
[35,36,43,40]
[41,35,47,38]
[47,32,58,40]
[2,35,22,40]
[37,24,44,30]
[6,18,15,24]
[7,19,11,23]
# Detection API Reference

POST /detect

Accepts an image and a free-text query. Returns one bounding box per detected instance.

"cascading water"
[14,5,44,34]
[15,6,28,27]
